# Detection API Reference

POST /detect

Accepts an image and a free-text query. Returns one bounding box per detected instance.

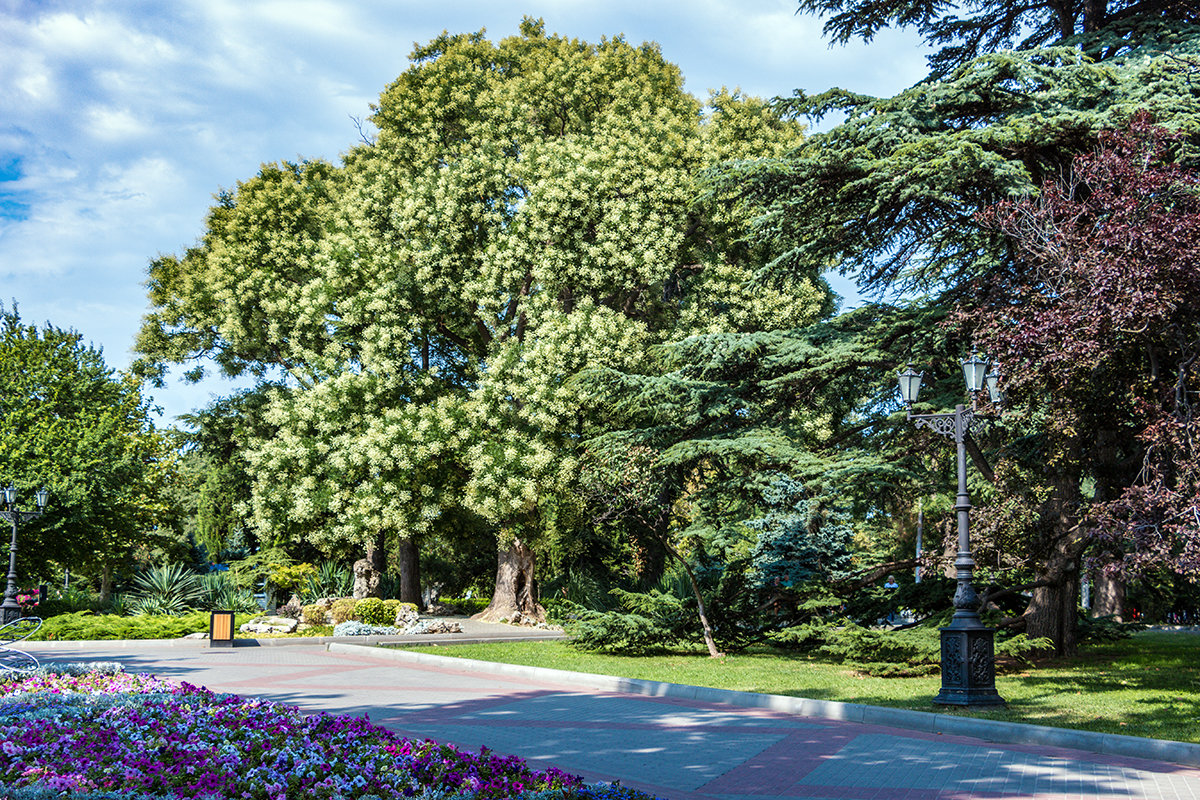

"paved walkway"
[20,638,1200,800]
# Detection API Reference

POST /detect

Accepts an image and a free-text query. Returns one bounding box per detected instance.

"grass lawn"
[399,631,1200,744]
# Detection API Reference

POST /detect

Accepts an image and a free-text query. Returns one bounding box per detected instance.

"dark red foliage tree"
[971,112,1200,649]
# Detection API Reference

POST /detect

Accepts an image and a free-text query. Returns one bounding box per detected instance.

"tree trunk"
[1025,563,1080,657]
[397,537,422,608]
[477,537,544,623]
[660,538,723,658]
[99,565,113,605]
[1093,569,1126,620]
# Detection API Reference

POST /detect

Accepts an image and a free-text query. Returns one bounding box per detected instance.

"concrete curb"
[328,642,1200,768]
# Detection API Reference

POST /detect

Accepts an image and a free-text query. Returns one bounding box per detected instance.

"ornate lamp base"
[0,604,21,626]
[934,617,1006,706]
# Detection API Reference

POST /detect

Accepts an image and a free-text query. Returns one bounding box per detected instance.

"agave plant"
[106,593,130,617]
[299,560,352,603]
[129,563,203,617]
[199,572,261,613]
[129,594,191,617]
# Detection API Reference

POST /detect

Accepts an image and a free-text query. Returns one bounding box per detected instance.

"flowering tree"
[137,20,819,617]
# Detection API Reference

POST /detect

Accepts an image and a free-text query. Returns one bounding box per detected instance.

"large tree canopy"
[797,0,1200,75]
[1,307,177,596]
[971,116,1200,589]
[136,19,827,616]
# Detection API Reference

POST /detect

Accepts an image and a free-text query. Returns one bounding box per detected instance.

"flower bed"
[0,664,659,800]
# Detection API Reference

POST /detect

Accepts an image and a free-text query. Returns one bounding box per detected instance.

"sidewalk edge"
[327,642,1200,768]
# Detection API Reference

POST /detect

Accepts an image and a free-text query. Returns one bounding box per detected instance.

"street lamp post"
[0,485,48,626]
[898,355,1006,707]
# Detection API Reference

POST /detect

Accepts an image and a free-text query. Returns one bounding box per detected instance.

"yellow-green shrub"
[355,597,391,626]
[330,598,357,624]
[301,604,328,626]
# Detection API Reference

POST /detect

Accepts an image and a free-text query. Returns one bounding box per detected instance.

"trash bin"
[209,610,235,648]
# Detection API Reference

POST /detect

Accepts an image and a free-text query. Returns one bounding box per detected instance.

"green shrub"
[37,585,104,617]
[1077,614,1143,643]
[354,597,391,625]
[995,632,1055,662]
[564,607,678,654]
[330,598,357,624]
[770,619,941,677]
[198,572,260,614]
[383,598,401,617]
[31,610,212,641]
[299,560,353,603]
[301,604,328,626]
[270,562,318,592]
[439,596,489,615]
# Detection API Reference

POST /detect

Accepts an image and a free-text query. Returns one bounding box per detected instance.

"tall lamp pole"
[898,355,1006,707]
[0,485,48,625]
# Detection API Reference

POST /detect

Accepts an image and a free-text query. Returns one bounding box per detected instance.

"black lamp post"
[0,485,48,626]
[898,355,1006,707]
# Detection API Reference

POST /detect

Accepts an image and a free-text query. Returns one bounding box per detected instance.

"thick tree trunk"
[1093,569,1126,620]
[1025,563,1080,657]
[397,537,422,608]
[477,537,545,623]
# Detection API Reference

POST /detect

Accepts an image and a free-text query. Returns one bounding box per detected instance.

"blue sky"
[0,0,931,424]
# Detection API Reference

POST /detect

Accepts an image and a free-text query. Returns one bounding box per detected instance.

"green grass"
[398,631,1200,744]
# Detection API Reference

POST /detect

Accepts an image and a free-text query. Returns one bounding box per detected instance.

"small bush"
[330,598,357,624]
[301,603,328,626]
[383,598,401,617]
[354,597,391,625]
[129,563,203,617]
[1077,614,1143,643]
[439,596,489,615]
[37,585,104,617]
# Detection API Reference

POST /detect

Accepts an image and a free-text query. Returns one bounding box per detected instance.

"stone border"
[329,642,1200,768]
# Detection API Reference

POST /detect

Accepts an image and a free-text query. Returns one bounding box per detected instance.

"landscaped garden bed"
[0,664,658,800]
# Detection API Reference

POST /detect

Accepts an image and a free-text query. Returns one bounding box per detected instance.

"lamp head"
[985,367,1003,406]
[962,352,990,394]
[897,363,924,405]
[2,485,14,506]
[35,487,48,510]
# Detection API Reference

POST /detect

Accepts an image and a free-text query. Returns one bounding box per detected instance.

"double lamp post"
[0,485,48,626]
[898,354,1006,706]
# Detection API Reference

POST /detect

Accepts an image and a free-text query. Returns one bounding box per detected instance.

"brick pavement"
[21,640,1200,800]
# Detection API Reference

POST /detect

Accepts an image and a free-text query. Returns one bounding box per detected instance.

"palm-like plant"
[198,572,260,613]
[299,561,352,603]
[129,563,203,617]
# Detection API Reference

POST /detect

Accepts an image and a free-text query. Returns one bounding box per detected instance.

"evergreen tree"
[797,0,1199,76]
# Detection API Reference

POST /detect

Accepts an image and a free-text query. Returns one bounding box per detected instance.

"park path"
[20,638,1200,800]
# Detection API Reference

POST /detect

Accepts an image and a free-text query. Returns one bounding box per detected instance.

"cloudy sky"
[1,0,931,424]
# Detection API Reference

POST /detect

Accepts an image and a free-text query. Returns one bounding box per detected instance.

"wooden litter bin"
[209,610,235,647]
